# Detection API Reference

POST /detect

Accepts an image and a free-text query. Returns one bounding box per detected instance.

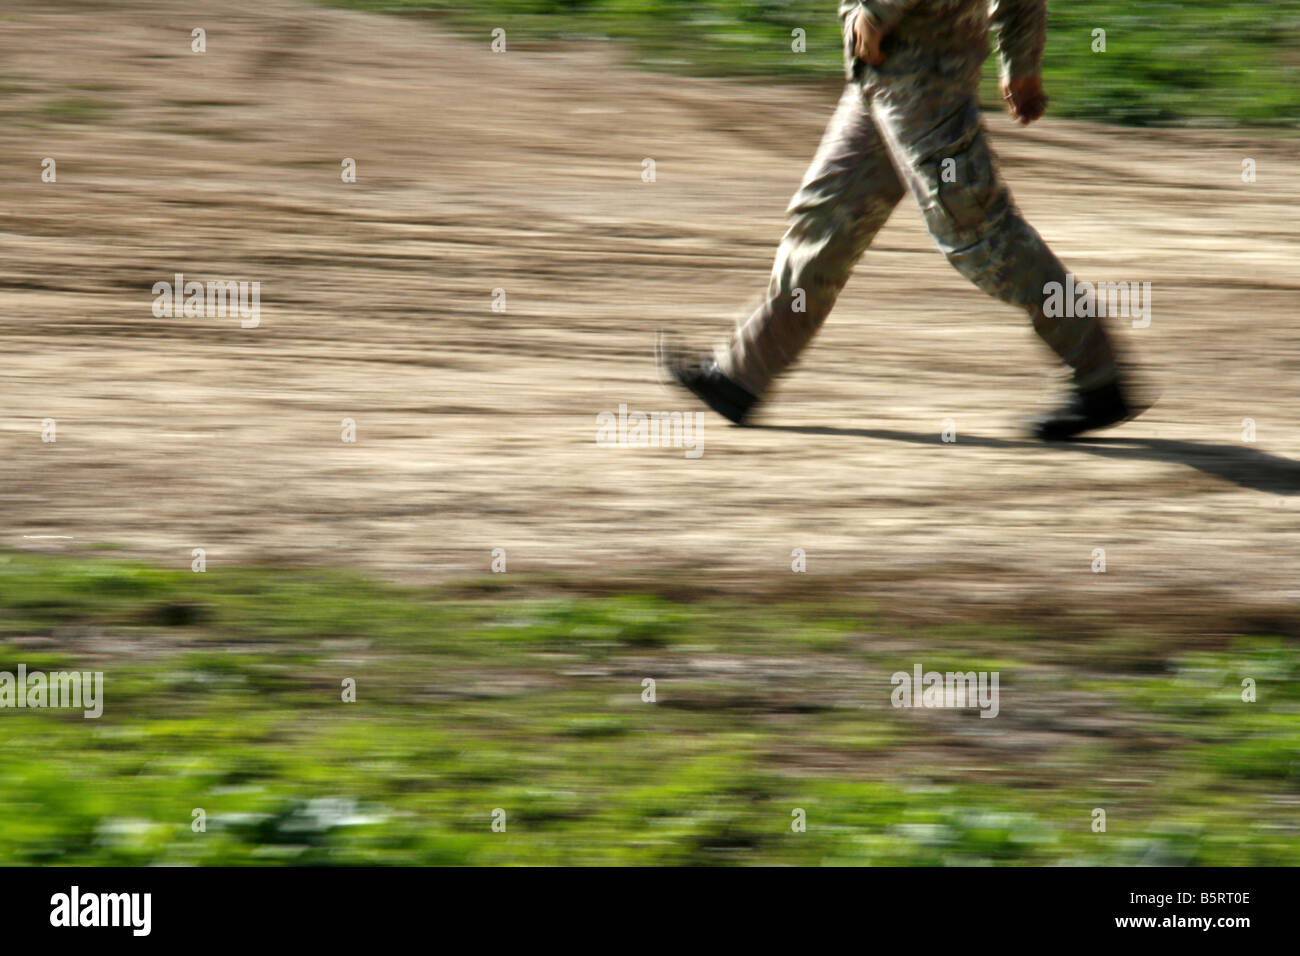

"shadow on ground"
[759,424,1300,495]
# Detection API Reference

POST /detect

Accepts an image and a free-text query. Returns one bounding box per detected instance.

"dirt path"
[2,0,1298,609]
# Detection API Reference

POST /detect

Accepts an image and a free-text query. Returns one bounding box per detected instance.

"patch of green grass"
[0,549,1296,864]
[315,0,1300,127]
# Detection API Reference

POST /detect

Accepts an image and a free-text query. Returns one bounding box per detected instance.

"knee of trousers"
[769,214,861,301]
[937,207,1067,313]
[940,213,1040,306]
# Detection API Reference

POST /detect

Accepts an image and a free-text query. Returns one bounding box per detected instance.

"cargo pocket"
[908,99,1006,243]
[934,123,1002,233]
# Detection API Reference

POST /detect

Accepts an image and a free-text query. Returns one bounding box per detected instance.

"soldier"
[662,0,1140,440]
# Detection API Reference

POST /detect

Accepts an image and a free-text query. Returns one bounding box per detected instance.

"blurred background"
[325,0,1300,125]
[0,0,1297,864]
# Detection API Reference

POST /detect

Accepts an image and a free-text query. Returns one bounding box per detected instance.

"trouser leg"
[718,84,906,396]
[869,81,1119,390]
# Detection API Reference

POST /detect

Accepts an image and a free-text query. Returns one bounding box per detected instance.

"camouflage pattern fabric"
[719,0,1119,396]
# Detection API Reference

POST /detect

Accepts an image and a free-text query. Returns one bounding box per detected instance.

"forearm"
[988,0,1048,79]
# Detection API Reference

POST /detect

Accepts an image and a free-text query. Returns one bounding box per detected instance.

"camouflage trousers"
[718,27,1118,396]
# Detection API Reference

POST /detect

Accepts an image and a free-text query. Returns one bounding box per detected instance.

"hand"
[852,7,887,66]
[1001,74,1048,125]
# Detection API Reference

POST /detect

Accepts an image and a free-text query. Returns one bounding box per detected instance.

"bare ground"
[3,0,1299,611]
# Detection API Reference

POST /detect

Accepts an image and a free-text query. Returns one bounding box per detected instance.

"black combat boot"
[1031,379,1134,441]
[659,337,758,426]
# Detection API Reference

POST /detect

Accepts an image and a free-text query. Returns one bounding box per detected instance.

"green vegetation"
[317,0,1300,126]
[1,550,1296,865]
